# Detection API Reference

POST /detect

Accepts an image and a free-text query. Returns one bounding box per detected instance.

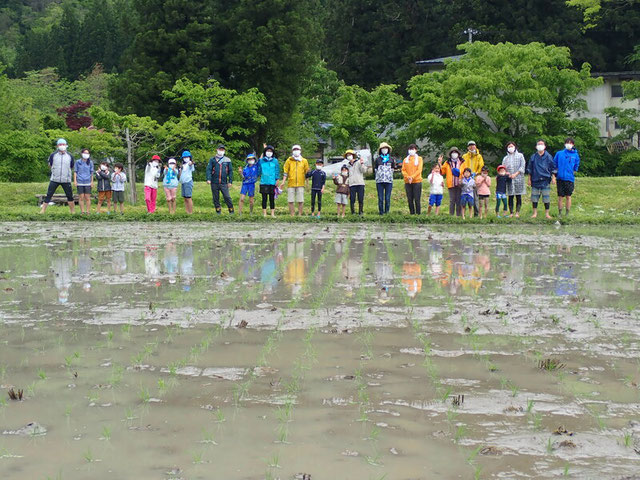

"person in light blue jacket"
[258,145,280,217]
[553,137,580,217]
[179,150,195,214]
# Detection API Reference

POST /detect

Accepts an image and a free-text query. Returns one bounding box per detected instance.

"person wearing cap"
[373,142,396,215]
[179,150,195,214]
[40,138,76,214]
[438,147,464,216]
[238,153,259,214]
[206,144,234,215]
[163,157,180,214]
[306,158,327,217]
[462,141,485,216]
[527,139,556,219]
[280,145,309,216]
[495,164,509,217]
[345,150,366,215]
[144,155,162,213]
[258,145,280,217]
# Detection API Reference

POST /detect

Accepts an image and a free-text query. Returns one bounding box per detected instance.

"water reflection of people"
[163,242,178,284]
[402,261,422,298]
[51,255,72,303]
[180,243,194,291]
[75,240,92,291]
[145,244,160,285]
[284,241,306,297]
[112,250,127,275]
[261,243,283,300]
[458,246,482,295]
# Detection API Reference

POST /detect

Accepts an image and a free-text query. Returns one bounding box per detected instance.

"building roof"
[591,71,640,80]
[415,55,464,66]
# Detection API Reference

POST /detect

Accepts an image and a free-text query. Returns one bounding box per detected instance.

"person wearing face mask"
[238,153,259,214]
[527,140,556,219]
[438,147,464,216]
[373,142,396,215]
[95,161,113,214]
[163,158,180,214]
[144,154,162,213]
[74,148,94,214]
[40,138,76,214]
[280,145,309,216]
[345,149,366,216]
[402,144,423,214]
[462,141,485,216]
[179,151,195,214]
[258,145,280,217]
[206,144,234,215]
[502,141,526,217]
[553,137,580,217]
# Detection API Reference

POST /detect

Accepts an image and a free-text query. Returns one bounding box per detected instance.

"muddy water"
[0,222,639,479]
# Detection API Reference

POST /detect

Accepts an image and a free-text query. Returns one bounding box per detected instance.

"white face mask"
[565,143,574,150]
[82,153,90,160]
[346,154,353,161]
[451,153,459,160]
[248,160,255,166]
[169,163,176,168]
[183,158,191,163]
[216,150,225,157]
[536,144,545,152]
[265,151,273,158]
[408,149,417,156]
[101,165,107,171]
[507,146,516,154]
[58,145,67,152]
[381,148,389,155]
[292,150,301,158]
[469,147,476,153]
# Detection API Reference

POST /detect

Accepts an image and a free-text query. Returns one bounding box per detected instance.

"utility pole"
[464,28,479,43]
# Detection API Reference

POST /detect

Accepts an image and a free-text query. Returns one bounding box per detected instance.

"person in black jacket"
[95,161,112,214]
[306,159,326,217]
[206,144,234,214]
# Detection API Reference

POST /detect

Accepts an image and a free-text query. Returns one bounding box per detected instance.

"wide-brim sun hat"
[378,142,392,153]
[448,147,462,157]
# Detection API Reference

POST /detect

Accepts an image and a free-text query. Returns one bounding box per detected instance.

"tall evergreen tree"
[110,0,220,119]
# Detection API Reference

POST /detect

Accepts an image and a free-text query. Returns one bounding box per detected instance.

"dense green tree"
[110,0,219,119]
[408,42,602,162]
[222,0,323,146]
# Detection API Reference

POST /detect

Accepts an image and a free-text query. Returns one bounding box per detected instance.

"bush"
[0,130,51,182]
[616,149,640,176]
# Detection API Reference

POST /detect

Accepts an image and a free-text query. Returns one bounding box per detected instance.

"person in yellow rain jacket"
[402,261,422,298]
[461,141,485,216]
[279,144,309,217]
[401,143,423,215]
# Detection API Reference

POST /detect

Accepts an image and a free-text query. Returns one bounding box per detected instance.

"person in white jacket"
[144,155,162,213]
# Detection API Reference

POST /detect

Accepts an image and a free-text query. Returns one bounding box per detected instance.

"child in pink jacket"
[475,166,491,219]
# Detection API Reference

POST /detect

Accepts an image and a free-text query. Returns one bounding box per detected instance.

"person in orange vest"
[401,143,423,214]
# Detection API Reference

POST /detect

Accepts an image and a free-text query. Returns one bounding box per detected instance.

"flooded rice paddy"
[0,222,639,479]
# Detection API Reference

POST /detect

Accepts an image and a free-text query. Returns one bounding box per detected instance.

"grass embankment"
[1,177,639,224]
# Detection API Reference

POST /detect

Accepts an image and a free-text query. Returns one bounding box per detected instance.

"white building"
[415,57,640,148]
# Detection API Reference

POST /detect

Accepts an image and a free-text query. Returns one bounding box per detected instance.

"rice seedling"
[621,431,633,448]
[139,386,150,404]
[100,426,111,441]
[267,452,281,468]
[200,429,217,445]
[526,399,535,414]
[83,447,94,463]
[454,424,467,444]
[37,368,47,380]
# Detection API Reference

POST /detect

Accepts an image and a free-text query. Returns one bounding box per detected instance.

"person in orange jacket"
[401,143,423,214]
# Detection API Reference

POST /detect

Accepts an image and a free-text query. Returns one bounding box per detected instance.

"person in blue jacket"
[527,139,557,219]
[553,137,580,217]
[206,144,234,215]
[258,145,280,217]
[238,153,259,214]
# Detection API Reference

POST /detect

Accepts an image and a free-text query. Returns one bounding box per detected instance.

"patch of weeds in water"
[37,368,47,380]
[621,431,633,448]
